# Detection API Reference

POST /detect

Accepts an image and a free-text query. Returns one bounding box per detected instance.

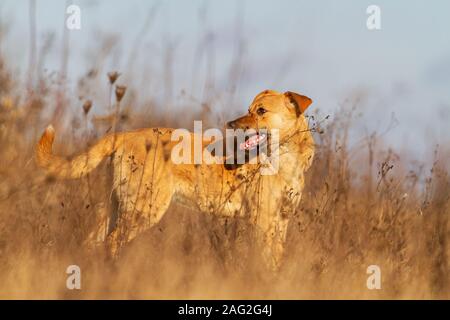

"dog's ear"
[284,91,312,117]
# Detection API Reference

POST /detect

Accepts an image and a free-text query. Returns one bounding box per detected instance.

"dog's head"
[226,90,312,151]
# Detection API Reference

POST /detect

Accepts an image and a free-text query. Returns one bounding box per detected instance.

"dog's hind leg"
[257,215,290,271]
[105,187,173,259]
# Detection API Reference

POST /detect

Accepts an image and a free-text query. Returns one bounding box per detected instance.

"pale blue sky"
[1,0,449,156]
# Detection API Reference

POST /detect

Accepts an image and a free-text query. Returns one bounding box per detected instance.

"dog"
[35,90,315,270]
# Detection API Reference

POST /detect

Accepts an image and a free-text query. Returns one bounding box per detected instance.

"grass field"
[0,9,448,299]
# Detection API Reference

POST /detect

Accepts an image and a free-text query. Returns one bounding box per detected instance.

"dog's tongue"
[239,134,266,151]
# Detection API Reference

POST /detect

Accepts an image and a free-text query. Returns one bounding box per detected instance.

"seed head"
[115,85,127,102]
[107,71,121,85]
[82,100,92,115]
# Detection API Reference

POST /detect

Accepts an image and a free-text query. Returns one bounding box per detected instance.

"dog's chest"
[220,161,305,219]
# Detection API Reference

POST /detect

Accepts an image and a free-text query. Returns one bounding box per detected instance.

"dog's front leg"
[258,215,289,271]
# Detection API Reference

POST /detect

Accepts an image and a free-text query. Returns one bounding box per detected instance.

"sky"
[0,0,449,158]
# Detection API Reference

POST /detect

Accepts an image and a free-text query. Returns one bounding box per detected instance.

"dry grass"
[0,17,448,299]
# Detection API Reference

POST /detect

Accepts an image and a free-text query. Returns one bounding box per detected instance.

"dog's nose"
[227,121,236,129]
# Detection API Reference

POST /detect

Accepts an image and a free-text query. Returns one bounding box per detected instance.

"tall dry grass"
[0,9,448,299]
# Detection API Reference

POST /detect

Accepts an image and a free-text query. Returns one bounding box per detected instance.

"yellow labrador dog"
[36,90,314,269]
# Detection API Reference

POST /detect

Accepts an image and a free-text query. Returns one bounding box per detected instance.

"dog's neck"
[275,120,315,178]
[282,128,314,154]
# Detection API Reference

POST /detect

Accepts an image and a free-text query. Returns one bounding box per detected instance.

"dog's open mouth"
[239,132,267,151]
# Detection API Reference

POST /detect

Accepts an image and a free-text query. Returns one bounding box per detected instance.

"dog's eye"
[257,107,267,116]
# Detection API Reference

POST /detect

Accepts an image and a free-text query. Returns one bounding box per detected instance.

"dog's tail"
[35,125,117,179]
